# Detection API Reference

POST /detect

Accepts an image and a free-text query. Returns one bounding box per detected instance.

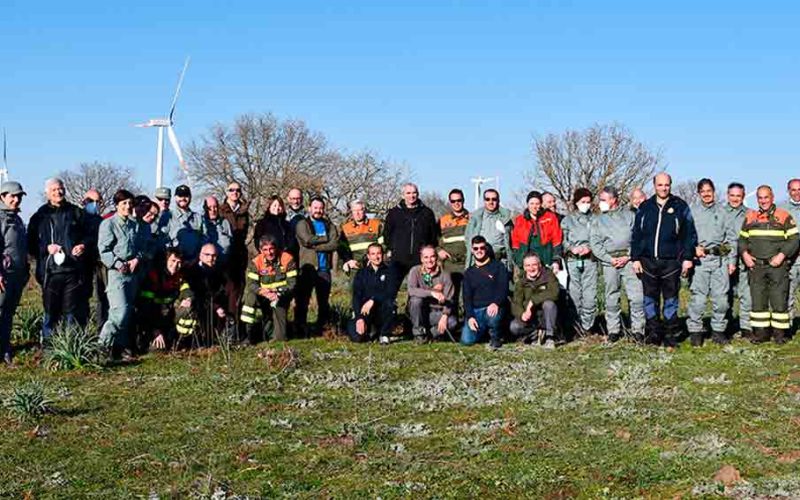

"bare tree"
[420,190,449,218]
[56,161,142,206]
[185,113,407,221]
[525,123,663,207]
[673,179,700,206]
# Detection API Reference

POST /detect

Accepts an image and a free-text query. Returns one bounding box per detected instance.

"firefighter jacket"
[738,205,799,261]
[438,211,470,269]
[245,252,298,297]
[338,217,384,265]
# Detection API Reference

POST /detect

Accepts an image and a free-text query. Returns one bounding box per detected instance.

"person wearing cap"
[98,189,149,360]
[561,187,597,336]
[78,189,109,329]
[202,196,233,264]
[166,184,204,262]
[28,177,88,341]
[153,186,172,235]
[0,181,29,365]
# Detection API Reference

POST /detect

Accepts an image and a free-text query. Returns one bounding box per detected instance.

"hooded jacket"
[0,201,28,277]
[27,200,86,283]
[383,199,438,266]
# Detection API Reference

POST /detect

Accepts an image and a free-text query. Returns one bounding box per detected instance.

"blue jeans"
[461,306,503,345]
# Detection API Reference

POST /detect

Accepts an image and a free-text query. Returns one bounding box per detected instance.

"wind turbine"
[1,128,8,184]
[135,57,191,188]
[470,176,499,209]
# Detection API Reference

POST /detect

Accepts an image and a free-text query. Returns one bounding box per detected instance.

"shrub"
[3,379,54,421]
[12,305,44,344]
[44,324,101,371]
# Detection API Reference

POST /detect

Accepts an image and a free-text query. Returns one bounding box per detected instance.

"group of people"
[0,170,797,364]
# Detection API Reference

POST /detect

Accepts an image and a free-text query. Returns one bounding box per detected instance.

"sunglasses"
[228,188,241,193]
[472,245,487,251]
[484,197,498,202]
[449,198,464,203]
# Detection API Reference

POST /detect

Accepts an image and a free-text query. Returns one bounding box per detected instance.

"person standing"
[240,235,297,344]
[740,185,799,344]
[780,178,800,333]
[542,191,563,222]
[511,191,562,270]
[407,245,457,343]
[254,195,298,259]
[437,189,469,308]
[295,197,340,336]
[465,188,514,271]
[590,186,645,342]
[202,196,233,264]
[79,189,108,329]
[349,243,399,344]
[632,173,697,347]
[725,182,750,337]
[219,181,251,321]
[383,183,438,279]
[629,188,647,212]
[28,177,88,341]
[338,199,383,276]
[0,181,29,365]
[461,236,509,349]
[285,188,307,229]
[561,188,597,336]
[153,187,172,241]
[167,184,204,262]
[98,190,147,360]
[686,179,738,346]
[510,252,560,348]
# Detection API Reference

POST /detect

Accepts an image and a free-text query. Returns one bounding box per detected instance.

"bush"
[44,324,101,371]
[3,379,54,422]
[12,305,44,344]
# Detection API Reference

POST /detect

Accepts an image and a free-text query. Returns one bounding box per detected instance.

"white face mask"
[599,201,611,213]
[53,250,66,266]
[577,203,591,214]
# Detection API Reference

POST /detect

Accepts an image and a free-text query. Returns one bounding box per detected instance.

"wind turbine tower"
[1,129,8,185]
[470,175,500,209]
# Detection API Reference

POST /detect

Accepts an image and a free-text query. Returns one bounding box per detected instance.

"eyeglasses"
[449,198,464,203]
[484,197,498,202]
[471,245,487,251]
[227,188,241,193]
[201,252,218,258]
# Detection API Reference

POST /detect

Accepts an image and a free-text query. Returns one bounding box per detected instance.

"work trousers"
[749,262,790,336]
[42,271,84,341]
[788,262,800,325]
[686,256,729,334]
[566,258,598,332]
[601,262,645,335]
[0,269,28,356]
[729,264,751,332]
[640,257,682,344]
[347,299,396,342]
[294,269,332,335]
[99,269,139,349]
[407,296,457,337]
[509,300,558,340]
[241,294,290,343]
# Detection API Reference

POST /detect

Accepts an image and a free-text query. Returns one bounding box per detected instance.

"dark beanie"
[572,187,592,205]
[526,190,542,203]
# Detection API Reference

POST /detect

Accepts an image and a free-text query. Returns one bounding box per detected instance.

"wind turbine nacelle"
[136,118,171,128]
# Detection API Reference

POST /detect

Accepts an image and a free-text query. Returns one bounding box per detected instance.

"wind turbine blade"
[168,57,191,123]
[2,128,6,171]
[167,126,188,172]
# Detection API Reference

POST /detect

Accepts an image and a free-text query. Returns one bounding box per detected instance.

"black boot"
[663,317,681,348]
[711,330,730,345]
[773,329,788,345]
[689,331,704,347]
[750,328,771,344]
[644,318,662,345]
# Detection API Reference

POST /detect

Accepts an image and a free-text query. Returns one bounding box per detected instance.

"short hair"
[696,178,715,193]
[727,182,745,192]
[448,188,464,199]
[165,247,183,261]
[419,244,437,256]
[522,252,541,264]
[113,189,135,206]
[309,195,325,206]
[653,172,672,184]
[44,177,64,190]
[788,179,800,189]
[201,242,217,254]
[756,185,773,196]
[601,186,619,199]
[349,199,365,210]
[542,191,555,199]
[402,182,419,193]
[471,235,487,246]
[367,242,383,254]
[202,196,219,211]
[483,188,499,199]
[258,234,280,250]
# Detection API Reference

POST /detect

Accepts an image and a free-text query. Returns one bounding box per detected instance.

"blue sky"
[3,0,799,213]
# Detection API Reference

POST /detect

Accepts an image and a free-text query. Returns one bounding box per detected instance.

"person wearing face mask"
[686,179,738,346]
[78,189,109,330]
[137,248,186,352]
[464,188,514,272]
[780,178,800,335]
[98,189,147,361]
[511,191,562,271]
[0,181,29,365]
[561,188,597,336]
[590,186,644,342]
[28,177,88,342]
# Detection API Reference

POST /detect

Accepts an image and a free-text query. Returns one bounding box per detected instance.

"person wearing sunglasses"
[219,182,251,317]
[461,235,509,350]
[464,189,514,273]
[437,188,470,309]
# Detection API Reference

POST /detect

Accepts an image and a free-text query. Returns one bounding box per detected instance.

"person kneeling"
[461,236,509,350]
[240,236,297,344]
[175,243,230,348]
[137,248,185,352]
[349,244,399,344]
[407,245,457,343]
[510,252,559,349]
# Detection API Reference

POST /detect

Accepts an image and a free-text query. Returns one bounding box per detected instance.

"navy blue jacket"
[632,195,697,261]
[462,259,509,319]
[352,263,399,321]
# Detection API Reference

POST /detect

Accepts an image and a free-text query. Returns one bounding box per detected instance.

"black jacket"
[352,263,399,321]
[253,213,298,258]
[632,195,698,261]
[383,200,438,266]
[27,201,86,283]
[182,262,228,315]
[463,259,509,319]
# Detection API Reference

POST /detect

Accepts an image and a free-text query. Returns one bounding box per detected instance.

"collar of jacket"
[0,201,17,213]
[398,199,427,210]
[522,268,554,287]
[759,204,776,216]
[477,206,512,224]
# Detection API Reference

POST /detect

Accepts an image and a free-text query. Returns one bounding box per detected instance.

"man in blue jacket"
[349,243,399,344]
[632,172,698,347]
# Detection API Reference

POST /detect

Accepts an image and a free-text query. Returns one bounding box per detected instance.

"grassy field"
[3,330,800,497]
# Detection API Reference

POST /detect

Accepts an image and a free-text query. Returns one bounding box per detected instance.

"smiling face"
[542,193,556,211]
[46,181,65,206]
[166,253,182,275]
[199,244,218,267]
[420,246,437,271]
[226,183,241,204]
[484,190,499,212]
[260,241,277,261]
[366,245,383,267]
[471,241,488,261]
[654,174,671,200]
[727,186,744,208]
[287,189,303,210]
[527,197,541,215]
[789,180,800,203]
[757,187,774,211]
[2,192,23,210]
[176,194,190,209]
[310,200,325,219]
[351,203,366,222]
[117,198,133,218]
[523,255,541,279]
[403,185,419,207]
[205,197,219,220]
[698,184,715,206]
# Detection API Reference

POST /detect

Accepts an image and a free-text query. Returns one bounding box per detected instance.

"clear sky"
[3,0,799,213]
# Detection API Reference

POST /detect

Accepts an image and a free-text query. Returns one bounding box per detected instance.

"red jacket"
[510,210,563,266]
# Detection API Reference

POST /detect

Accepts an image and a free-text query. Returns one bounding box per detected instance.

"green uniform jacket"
[167,207,204,259]
[562,211,593,258]
[98,214,147,271]
[725,203,747,260]
[691,201,738,266]
[589,207,635,265]
[464,207,513,267]
[511,268,560,318]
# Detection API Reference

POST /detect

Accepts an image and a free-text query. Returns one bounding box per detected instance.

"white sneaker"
[543,339,556,350]
[379,336,390,345]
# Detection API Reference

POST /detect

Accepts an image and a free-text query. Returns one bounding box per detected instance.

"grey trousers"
[510,300,557,338]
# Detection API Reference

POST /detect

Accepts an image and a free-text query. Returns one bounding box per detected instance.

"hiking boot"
[689,332,704,347]
[773,330,788,345]
[750,329,771,344]
[607,332,623,343]
[543,338,556,350]
[413,327,429,345]
[488,339,502,351]
[711,331,730,345]
[379,335,390,346]
[740,329,753,340]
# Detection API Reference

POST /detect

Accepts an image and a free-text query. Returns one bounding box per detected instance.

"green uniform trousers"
[749,262,790,333]
[601,261,644,335]
[99,269,139,349]
[566,258,598,332]
[686,256,729,333]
